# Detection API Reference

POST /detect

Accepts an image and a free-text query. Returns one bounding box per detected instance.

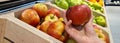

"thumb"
[65,20,83,41]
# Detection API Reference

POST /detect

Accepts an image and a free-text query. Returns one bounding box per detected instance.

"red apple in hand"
[47,20,65,40]
[47,8,61,17]
[20,9,40,26]
[66,4,91,26]
[33,3,48,17]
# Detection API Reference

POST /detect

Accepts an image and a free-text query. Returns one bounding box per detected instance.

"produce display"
[93,25,109,43]
[54,0,104,13]
[53,0,106,27]
[20,3,68,42]
[18,1,110,43]
[93,16,106,27]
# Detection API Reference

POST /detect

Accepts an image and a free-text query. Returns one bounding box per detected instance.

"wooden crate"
[0,18,7,43]
[0,3,63,43]
[0,13,62,43]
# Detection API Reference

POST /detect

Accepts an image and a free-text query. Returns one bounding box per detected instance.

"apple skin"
[47,20,65,40]
[66,4,91,26]
[45,14,58,22]
[95,16,106,27]
[40,21,52,33]
[36,25,41,30]
[20,9,40,26]
[33,3,48,17]
[47,8,61,17]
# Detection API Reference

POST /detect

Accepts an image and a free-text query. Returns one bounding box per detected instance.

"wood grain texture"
[0,18,7,43]
[3,16,62,43]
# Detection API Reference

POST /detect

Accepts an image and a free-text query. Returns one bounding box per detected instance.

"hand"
[65,16,105,43]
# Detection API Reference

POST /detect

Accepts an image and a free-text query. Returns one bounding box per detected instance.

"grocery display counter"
[0,0,113,43]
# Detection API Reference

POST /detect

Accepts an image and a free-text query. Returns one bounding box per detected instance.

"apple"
[66,4,91,26]
[59,32,69,42]
[59,17,64,22]
[95,16,106,27]
[36,25,41,30]
[47,20,65,41]
[20,9,40,26]
[95,29,106,42]
[47,8,61,17]
[93,19,97,23]
[45,14,58,22]
[55,0,69,9]
[66,38,77,43]
[66,0,82,7]
[93,25,107,43]
[40,21,52,32]
[33,3,48,17]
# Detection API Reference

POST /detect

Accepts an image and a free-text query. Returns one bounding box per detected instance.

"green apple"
[55,0,69,9]
[93,19,97,23]
[87,2,104,13]
[66,38,77,43]
[66,0,82,7]
[45,14,58,22]
[95,16,106,27]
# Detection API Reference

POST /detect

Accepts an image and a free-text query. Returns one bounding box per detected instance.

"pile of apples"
[19,2,108,43]
[93,25,109,43]
[20,3,68,42]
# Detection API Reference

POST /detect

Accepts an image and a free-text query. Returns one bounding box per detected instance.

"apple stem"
[50,15,55,19]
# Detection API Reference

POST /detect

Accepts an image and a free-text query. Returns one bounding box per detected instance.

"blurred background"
[105,0,120,43]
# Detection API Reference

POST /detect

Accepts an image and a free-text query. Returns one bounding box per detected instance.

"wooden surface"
[0,18,7,43]
[4,38,11,43]
[3,15,62,43]
[0,4,63,43]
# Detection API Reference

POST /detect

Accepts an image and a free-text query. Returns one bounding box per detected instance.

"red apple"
[33,3,48,17]
[47,20,65,40]
[66,4,91,26]
[47,8,61,17]
[20,9,40,26]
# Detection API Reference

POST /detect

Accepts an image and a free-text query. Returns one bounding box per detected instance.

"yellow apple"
[45,14,58,22]
[33,3,48,17]
[47,20,65,40]
[59,17,64,22]
[93,25,107,43]
[40,21,52,33]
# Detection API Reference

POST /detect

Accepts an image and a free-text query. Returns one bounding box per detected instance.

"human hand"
[65,17,105,43]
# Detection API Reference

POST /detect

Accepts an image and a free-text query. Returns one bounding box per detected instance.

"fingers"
[84,15,96,36]
[65,20,83,41]
[65,20,72,27]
